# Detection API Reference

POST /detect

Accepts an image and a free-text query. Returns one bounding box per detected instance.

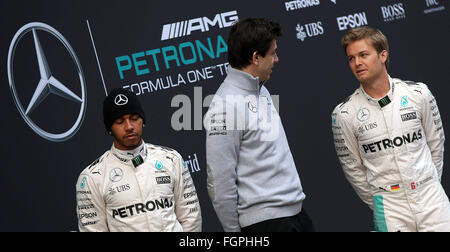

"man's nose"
[124,119,134,130]
[274,54,279,63]
[354,57,361,66]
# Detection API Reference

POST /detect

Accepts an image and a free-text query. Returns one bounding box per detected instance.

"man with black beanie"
[103,88,146,150]
[75,88,202,232]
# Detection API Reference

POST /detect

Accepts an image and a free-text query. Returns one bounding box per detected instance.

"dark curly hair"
[227,18,282,69]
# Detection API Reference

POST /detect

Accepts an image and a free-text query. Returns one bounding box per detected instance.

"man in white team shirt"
[331,26,450,232]
[76,88,201,232]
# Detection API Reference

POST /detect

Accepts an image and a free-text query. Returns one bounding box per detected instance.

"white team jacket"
[76,143,202,232]
[331,77,445,209]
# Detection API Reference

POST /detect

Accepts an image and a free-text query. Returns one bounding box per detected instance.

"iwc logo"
[7,22,87,142]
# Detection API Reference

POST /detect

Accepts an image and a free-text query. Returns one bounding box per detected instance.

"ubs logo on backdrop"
[296,21,324,42]
[7,22,87,142]
[381,3,406,22]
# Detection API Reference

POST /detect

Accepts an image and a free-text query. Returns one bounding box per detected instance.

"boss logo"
[156,176,171,184]
[401,112,417,122]
[381,3,406,22]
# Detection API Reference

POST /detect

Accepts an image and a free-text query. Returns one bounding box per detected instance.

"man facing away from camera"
[205,17,314,232]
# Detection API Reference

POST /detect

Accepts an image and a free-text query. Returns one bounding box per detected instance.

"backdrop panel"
[0,0,448,231]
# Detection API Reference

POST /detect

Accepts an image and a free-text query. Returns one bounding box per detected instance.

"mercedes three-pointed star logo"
[7,22,87,142]
[357,108,370,122]
[114,94,128,106]
[248,102,257,113]
[109,168,124,182]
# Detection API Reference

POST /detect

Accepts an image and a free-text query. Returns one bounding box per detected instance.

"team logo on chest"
[80,177,87,189]
[357,108,370,122]
[248,102,257,113]
[110,168,124,182]
[155,160,164,170]
[400,95,408,107]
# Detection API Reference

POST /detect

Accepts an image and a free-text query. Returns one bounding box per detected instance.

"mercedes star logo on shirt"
[109,168,124,182]
[357,108,370,122]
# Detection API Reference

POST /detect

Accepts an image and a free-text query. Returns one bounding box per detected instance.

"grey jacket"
[205,67,305,231]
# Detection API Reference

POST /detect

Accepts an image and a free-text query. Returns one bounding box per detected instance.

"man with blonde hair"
[332,26,449,232]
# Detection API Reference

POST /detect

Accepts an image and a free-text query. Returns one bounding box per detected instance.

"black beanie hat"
[103,88,146,132]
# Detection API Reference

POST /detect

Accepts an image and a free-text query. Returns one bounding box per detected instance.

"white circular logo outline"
[7,22,87,142]
[357,108,370,122]
[114,94,128,106]
[248,102,257,113]
[109,168,124,182]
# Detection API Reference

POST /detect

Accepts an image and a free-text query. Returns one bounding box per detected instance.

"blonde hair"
[341,26,390,68]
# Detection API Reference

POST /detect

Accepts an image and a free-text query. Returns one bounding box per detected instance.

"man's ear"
[251,51,259,66]
[379,50,388,64]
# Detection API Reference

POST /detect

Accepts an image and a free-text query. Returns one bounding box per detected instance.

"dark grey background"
[0,0,448,231]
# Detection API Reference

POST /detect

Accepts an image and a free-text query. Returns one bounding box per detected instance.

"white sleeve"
[205,96,242,232]
[332,107,373,209]
[420,84,445,180]
[173,152,202,232]
[76,173,109,232]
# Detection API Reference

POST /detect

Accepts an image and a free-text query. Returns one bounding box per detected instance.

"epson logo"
[381,3,406,22]
[161,10,238,41]
[184,190,197,199]
[79,212,97,220]
[336,12,368,31]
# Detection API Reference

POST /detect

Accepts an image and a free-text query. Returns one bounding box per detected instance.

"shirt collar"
[225,66,261,91]
[111,141,147,164]
[359,75,395,107]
